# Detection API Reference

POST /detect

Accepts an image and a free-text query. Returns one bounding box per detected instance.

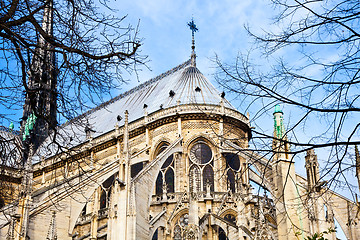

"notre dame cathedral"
[0,14,359,240]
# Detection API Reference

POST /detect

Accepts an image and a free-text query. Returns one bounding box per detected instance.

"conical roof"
[34,60,237,161]
[70,59,234,138]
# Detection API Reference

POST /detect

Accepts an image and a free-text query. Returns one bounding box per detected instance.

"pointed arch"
[151,228,158,240]
[224,153,240,171]
[189,165,201,192]
[100,189,107,209]
[165,168,175,193]
[161,154,173,169]
[153,141,170,160]
[203,165,214,191]
[227,169,236,193]
[155,173,163,195]
[174,225,182,240]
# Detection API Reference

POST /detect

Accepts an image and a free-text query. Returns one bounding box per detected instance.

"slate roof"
[0,127,22,167]
[34,59,236,161]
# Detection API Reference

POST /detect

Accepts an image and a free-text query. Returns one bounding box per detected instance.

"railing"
[98,207,109,219]
[150,191,232,205]
[76,212,92,225]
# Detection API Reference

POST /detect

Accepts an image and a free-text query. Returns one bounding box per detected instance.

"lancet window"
[99,175,114,209]
[189,141,214,192]
[154,142,175,195]
[131,162,143,178]
[224,153,241,193]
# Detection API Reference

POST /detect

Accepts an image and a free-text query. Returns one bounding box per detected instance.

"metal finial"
[187,18,198,67]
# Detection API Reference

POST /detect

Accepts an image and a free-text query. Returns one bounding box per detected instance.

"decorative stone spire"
[22,0,57,153]
[272,104,289,160]
[305,149,320,191]
[187,18,198,67]
[273,104,285,139]
[355,145,360,194]
[46,211,57,240]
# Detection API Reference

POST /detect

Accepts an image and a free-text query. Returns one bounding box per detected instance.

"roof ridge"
[61,59,192,128]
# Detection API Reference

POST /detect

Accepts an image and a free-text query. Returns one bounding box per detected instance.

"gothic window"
[103,174,115,188]
[189,141,214,192]
[107,188,112,205]
[165,168,175,193]
[155,173,163,195]
[224,153,241,192]
[224,214,236,224]
[156,142,169,156]
[218,227,227,240]
[131,162,143,178]
[227,169,236,193]
[162,154,173,168]
[81,204,86,216]
[179,213,189,227]
[152,229,158,240]
[224,153,240,171]
[187,229,196,239]
[190,142,212,164]
[189,165,201,192]
[154,142,175,195]
[203,165,214,191]
[173,213,189,239]
[174,225,182,240]
[100,190,107,209]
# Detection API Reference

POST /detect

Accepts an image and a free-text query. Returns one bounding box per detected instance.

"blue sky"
[114,0,273,87]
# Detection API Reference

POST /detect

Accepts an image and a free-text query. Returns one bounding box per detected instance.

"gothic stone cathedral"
[0,34,360,240]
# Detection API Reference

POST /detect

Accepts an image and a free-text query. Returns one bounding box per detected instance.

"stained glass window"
[224,153,240,171]
[131,162,143,178]
[100,190,107,209]
[189,165,201,192]
[227,169,236,193]
[190,142,212,164]
[165,168,175,193]
[155,173,163,195]
[224,214,236,224]
[203,165,214,192]
[174,225,182,240]
[161,155,173,169]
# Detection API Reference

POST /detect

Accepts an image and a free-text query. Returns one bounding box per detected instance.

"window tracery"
[100,190,107,209]
[189,141,214,193]
[224,153,241,192]
[131,162,143,178]
[189,165,201,192]
[227,169,236,193]
[224,214,236,224]
[173,213,189,239]
[154,142,175,195]
[203,165,214,192]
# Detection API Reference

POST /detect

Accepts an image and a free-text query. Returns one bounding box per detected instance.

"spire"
[355,145,360,194]
[22,0,57,153]
[305,149,320,191]
[273,104,285,139]
[46,211,57,240]
[272,104,289,160]
[187,18,198,67]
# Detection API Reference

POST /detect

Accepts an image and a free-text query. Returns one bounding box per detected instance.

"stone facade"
[0,59,359,240]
